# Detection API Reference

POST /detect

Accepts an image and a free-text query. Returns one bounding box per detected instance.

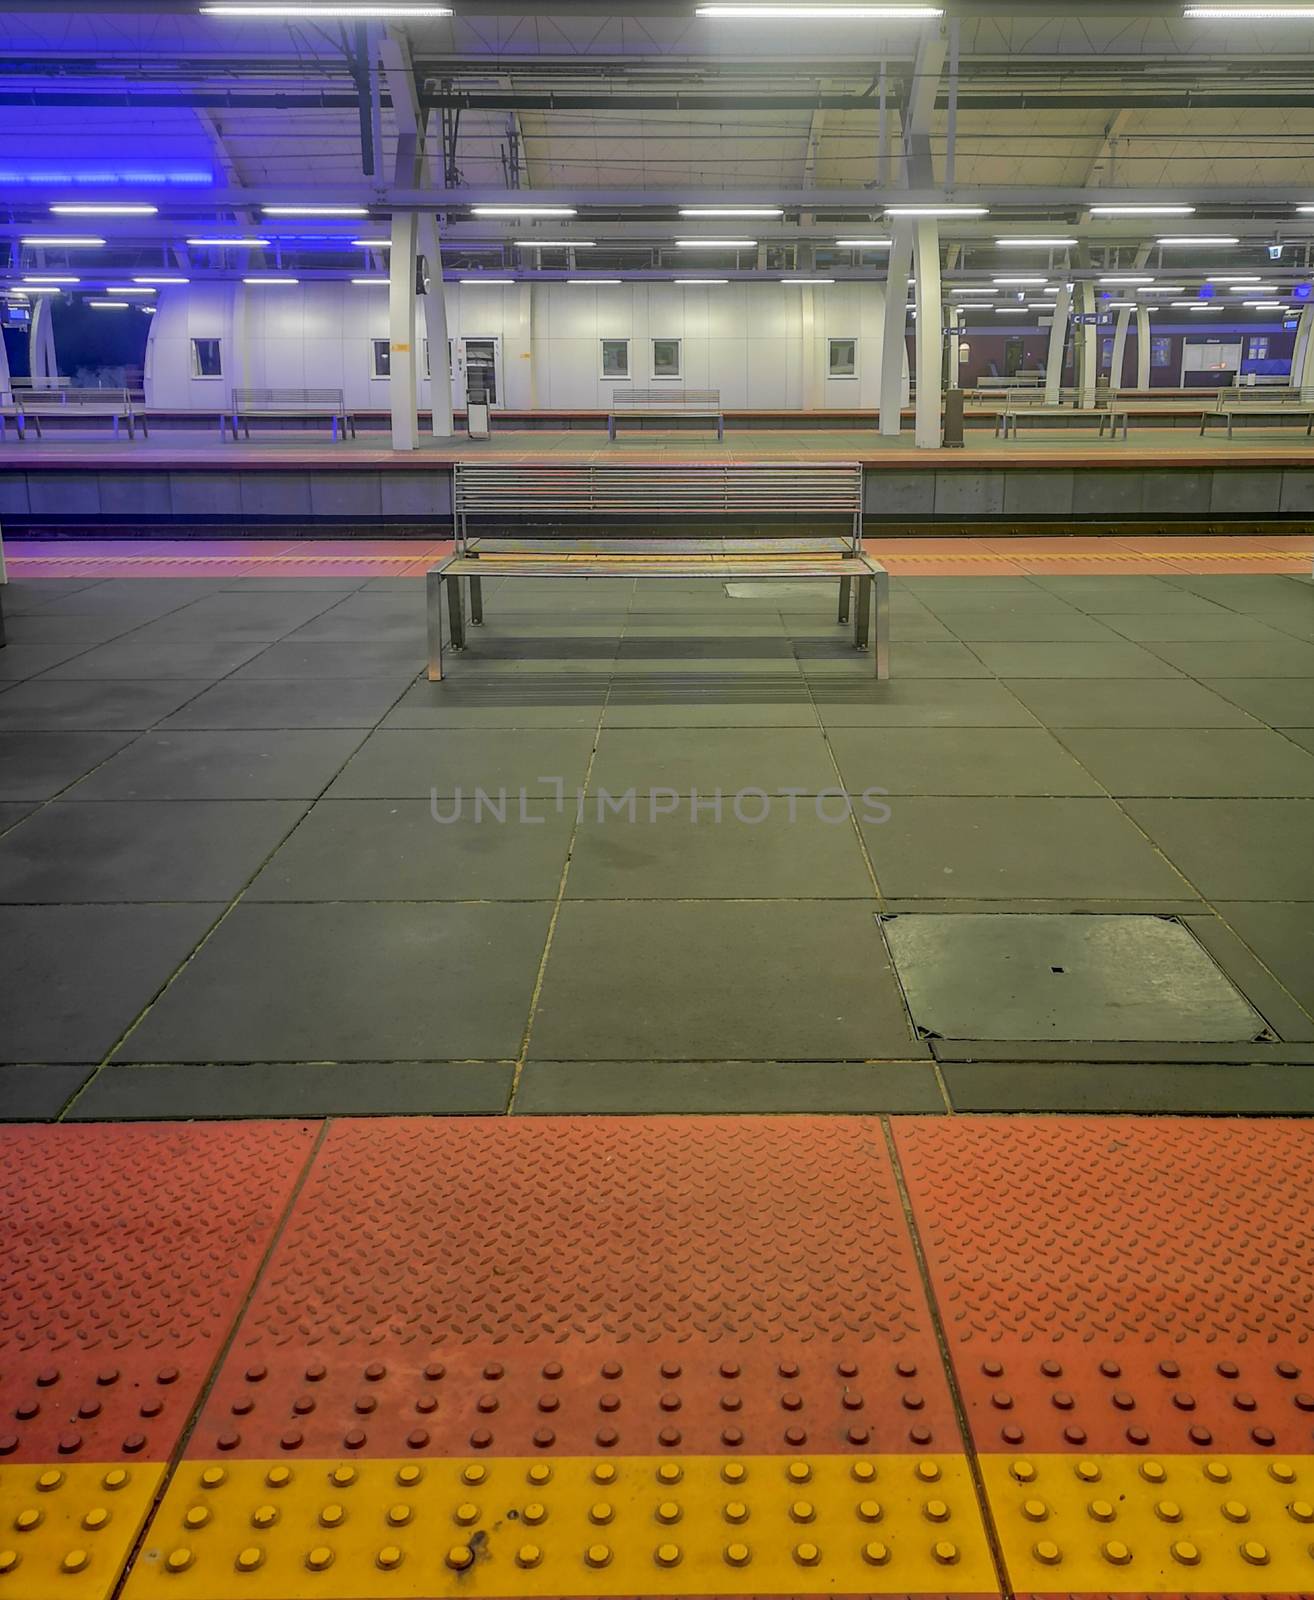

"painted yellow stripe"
[981,1452,1314,1592]
[123,1454,994,1597]
[0,1462,165,1600]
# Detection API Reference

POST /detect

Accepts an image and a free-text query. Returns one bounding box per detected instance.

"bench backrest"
[232,387,345,412]
[1219,386,1314,409]
[453,462,862,551]
[610,387,721,412]
[19,387,134,410]
[1002,387,1081,410]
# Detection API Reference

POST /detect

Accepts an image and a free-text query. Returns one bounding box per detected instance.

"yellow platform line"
[0,1461,165,1600]
[121,1454,994,1598]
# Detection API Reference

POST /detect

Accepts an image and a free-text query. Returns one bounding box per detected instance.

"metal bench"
[229,387,355,441]
[1204,387,1314,439]
[1100,396,1220,440]
[426,461,887,680]
[1,386,143,441]
[994,388,1106,439]
[607,387,724,442]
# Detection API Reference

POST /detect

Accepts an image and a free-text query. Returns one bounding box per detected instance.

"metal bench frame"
[427,461,887,680]
[607,386,724,442]
[228,387,355,441]
[1203,387,1314,440]
[0,387,142,442]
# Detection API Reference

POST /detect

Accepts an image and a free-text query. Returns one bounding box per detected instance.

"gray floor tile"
[828,726,1101,796]
[0,679,210,731]
[158,677,407,730]
[1282,727,1314,756]
[117,901,551,1064]
[940,613,1123,642]
[839,641,990,678]
[250,800,573,901]
[153,590,344,639]
[0,803,36,836]
[1204,679,1314,725]
[602,697,818,727]
[566,806,871,899]
[943,1060,1314,1114]
[530,900,918,1060]
[588,727,836,795]
[221,577,368,593]
[67,1060,513,1120]
[0,1064,92,1121]
[0,799,308,902]
[969,642,1183,678]
[514,1059,943,1114]
[1142,638,1314,677]
[383,679,606,729]
[43,632,270,680]
[1003,677,1257,728]
[3,612,153,647]
[1100,611,1294,642]
[1057,727,1314,797]
[67,729,364,800]
[328,728,596,799]
[812,679,1036,727]
[229,637,424,679]
[0,641,108,679]
[918,591,1078,616]
[1123,799,1314,899]
[0,903,219,1063]
[0,731,135,801]
[0,579,107,612]
[861,796,1195,901]
[1215,901,1314,1015]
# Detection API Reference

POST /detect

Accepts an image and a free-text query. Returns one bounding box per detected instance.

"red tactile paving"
[893,1117,1314,1456]
[0,1122,319,1464]
[183,1116,960,1461]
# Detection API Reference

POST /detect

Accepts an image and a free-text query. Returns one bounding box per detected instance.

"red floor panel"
[893,1116,1314,1458]
[0,1123,319,1466]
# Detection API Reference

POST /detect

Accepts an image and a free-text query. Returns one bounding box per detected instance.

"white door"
[454,336,502,408]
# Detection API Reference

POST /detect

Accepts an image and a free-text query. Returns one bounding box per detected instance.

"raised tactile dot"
[1205,1461,1231,1483]
[200,1468,225,1489]
[1155,1500,1182,1522]
[183,1507,210,1531]
[1101,1540,1132,1565]
[789,1501,815,1523]
[1088,1500,1115,1523]
[318,1505,344,1528]
[1240,1540,1270,1565]
[81,1513,109,1537]
[0,1552,17,1575]
[654,1543,681,1568]
[590,1503,614,1525]
[305,1547,333,1572]
[396,1465,422,1487]
[722,1462,746,1484]
[391,1504,416,1527]
[857,1500,882,1523]
[725,1542,751,1567]
[330,1466,356,1488]
[863,1540,890,1566]
[924,1499,950,1523]
[1033,1540,1061,1566]
[445,1545,474,1572]
[1075,1460,1101,1482]
[793,1541,820,1566]
[787,1461,811,1483]
[515,1546,541,1570]
[1276,1361,1301,1380]
[1171,1540,1200,1565]
[656,1501,681,1525]
[102,1470,129,1492]
[933,1540,959,1565]
[165,1549,193,1573]
[657,1463,682,1485]
[584,1544,611,1568]
[1222,1498,1250,1522]
[235,1547,264,1572]
[461,1464,485,1485]
[915,1459,940,1482]
[265,1466,291,1489]
[1139,1461,1166,1483]
[1010,1460,1036,1483]
[851,1460,875,1483]
[593,1464,617,1485]
[250,1507,277,1530]
[523,1504,546,1526]
[376,1547,402,1571]
[1289,1500,1314,1522]
[13,1511,41,1534]
[1021,1499,1048,1522]
[723,1501,748,1524]
[527,1464,552,1486]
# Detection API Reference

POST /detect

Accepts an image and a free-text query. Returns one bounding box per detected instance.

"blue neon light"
[1198,282,1215,298]
[0,165,213,186]
[1294,283,1312,301]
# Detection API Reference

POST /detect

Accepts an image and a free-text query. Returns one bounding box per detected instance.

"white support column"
[417,211,454,437]
[946,304,962,387]
[1135,306,1152,389]
[388,210,419,451]
[800,285,820,410]
[1292,303,1314,393]
[879,224,913,437]
[913,217,942,450]
[1044,282,1071,404]
[0,319,11,397]
[1109,243,1152,394]
[29,296,57,385]
[1076,279,1098,408]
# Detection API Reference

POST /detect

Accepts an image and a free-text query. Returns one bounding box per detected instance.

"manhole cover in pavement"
[881,912,1269,1042]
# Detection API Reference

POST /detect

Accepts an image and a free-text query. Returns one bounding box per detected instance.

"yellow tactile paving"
[982,1453,1314,1592]
[0,1463,165,1600]
[122,1455,994,1598]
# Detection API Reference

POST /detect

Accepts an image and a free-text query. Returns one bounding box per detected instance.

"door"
[460,337,500,407]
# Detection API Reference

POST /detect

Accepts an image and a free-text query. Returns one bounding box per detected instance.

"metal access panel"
[882,913,1267,1042]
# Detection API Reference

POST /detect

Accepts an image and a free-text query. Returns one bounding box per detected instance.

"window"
[827,337,857,378]
[600,338,629,380]
[371,338,390,379]
[1248,336,1270,360]
[1151,336,1172,370]
[652,337,681,379]
[190,338,222,378]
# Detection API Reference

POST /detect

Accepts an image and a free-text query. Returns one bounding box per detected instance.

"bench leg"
[717,416,724,442]
[873,566,890,680]
[607,415,616,442]
[447,571,466,651]
[853,575,872,651]
[837,576,852,625]
[426,568,445,681]
[468,574,484,625]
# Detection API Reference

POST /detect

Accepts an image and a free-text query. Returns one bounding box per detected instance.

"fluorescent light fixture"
[674,238,756,247]
[1297,206,1314,213]
[187,236,269,247]
[243,275,299,284]
[23,275,78,284]
[133,275,188,284]
[1207,274,1261,282]
[992,276,1047,285]
[696,4,943,14]
[458,277,515,284]
[1099,276,1155,284]
[16,285,61,294]
[1171,299,1219,306]
[1137,285,1187,293]
[203,4,452,14]
[780,277,834,284]
[141,305,156,313]
[679,206,782,216]
[566,278,622,284]
[1244,299,1287,307]
[350,276,388,284]
[835,238,892,247]
[263,205,368,216]
[1217,281,1278,290]
[515,239,596,247]
[1106,300,1137,308]
[995,237,1078,247]
[950,287,997,295]
[1185,5,1314,14]
[674,277,729,284]
[471,205,577,216]
[104,286,155,295]
[884,205,988,217]
[87,300,130,309]
[49,203,157,216]
[995,307,1028,313]
[351,237,390,247]
[20,235,105,247]
[1157,235,1239,245]
[1088,203,1195,215]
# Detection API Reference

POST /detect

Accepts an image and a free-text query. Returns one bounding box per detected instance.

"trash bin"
[942,387,965,448]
